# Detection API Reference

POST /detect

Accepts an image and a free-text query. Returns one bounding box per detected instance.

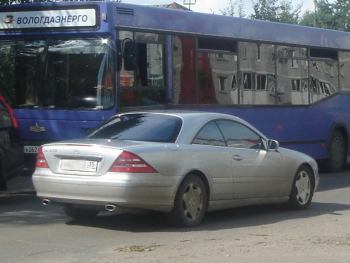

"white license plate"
[24,145,39,154]
[60,159,98,172]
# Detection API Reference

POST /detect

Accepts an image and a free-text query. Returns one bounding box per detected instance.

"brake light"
[36,146,48,168]
[110,151,157,173]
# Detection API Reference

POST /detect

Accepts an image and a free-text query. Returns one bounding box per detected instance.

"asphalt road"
[1,171,350,263]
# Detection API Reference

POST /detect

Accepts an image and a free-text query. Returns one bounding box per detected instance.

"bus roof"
[1,1,350,51]
[112,2,350,51]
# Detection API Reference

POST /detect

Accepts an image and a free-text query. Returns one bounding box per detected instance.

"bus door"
[117,30,167,107]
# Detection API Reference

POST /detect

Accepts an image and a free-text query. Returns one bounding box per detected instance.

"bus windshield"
[0,39,114,109]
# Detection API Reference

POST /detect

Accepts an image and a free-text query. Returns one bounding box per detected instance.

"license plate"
[24,145,39,154]
[60,159,98,172]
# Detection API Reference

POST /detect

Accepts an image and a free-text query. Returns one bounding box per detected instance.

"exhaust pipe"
[42,199,51,206]
[105,204,117,212]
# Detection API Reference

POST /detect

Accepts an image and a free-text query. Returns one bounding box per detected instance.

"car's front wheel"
[288,165,314,209]
[63,204,99,221]
[167,175,208,227]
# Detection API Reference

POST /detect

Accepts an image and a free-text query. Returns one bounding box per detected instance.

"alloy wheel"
[182,182,203,222]
[294,170,311,205]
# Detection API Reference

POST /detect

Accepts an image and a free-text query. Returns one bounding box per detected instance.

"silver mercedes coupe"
[33,111,319,226]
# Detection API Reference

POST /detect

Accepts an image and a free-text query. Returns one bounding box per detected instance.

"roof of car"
[118,110,265,144]
[120,110,243,121]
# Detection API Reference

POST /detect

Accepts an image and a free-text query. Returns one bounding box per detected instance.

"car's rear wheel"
[63,204,99,221]
[288,165,314,209]
[167,175,208,227]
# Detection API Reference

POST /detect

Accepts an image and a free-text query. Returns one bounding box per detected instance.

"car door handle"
[233,155,242,161]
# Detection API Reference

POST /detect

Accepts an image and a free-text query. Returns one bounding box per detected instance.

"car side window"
[216,120,262,149]
[193,121,226,147]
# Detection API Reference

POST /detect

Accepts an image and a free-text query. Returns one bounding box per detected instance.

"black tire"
[63,204,99,221]
[0,157,7,191]
[167,175,208,227]
[288,165,314,209]
[327,130,346,172]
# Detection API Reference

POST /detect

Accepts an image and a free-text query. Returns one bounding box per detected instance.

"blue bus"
[1,2,350,172]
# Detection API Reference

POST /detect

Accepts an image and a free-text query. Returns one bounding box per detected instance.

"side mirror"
[268,139,279,151]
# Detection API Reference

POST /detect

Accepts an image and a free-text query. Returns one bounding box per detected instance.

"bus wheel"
[327,130,346,172]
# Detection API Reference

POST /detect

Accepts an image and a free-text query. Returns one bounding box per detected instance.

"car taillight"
[109,151,157,173]
[36,146,48,168]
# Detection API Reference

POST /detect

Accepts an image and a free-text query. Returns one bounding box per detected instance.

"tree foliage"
[299,0,350,31]
[221,0,245,18]
[223,0,350,32]
[251,0,301,24]
[315,0,350,31]
[251,0,278,22]
[277,0,301,24]
[299,11,315,27]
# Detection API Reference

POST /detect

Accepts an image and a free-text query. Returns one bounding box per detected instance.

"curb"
[0,189,36,198]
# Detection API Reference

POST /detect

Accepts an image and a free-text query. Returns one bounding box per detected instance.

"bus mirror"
[123,40,136,71]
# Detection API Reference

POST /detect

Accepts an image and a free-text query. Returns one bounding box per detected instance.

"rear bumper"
[32,168,180,212]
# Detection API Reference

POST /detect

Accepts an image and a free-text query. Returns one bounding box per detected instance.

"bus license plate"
[24,145,39,154]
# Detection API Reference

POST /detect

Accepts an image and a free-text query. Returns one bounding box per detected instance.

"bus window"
[339,51,350,91]
[118,31,166,107]
[0,41,46,107]
[256,74,267,90]
[0,39,114,109]
[309,60,338,103]
[197,52,238,105]
[193,37,238,105]
[276,46,308,105]
[239,42,275,105]
[309,48,339,103]
[0,45,15,103]
[172,36,197,104]
[46,39,114,109]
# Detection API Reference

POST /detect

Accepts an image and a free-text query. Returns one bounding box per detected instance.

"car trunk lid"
[40,139,147,176]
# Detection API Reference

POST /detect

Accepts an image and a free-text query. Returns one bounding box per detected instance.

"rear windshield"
[88,113,182,143]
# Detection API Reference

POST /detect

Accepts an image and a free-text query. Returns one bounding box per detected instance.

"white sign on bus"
[0,8,97,29]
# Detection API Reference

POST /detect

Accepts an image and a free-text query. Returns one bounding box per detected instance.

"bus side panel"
[173,93,350,161]
[223,106,332,160]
